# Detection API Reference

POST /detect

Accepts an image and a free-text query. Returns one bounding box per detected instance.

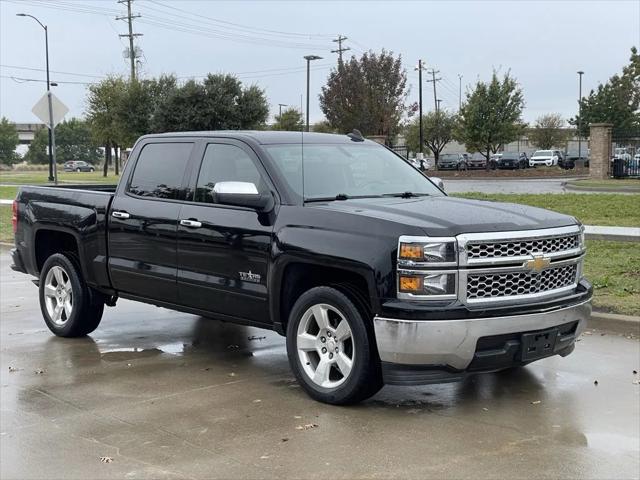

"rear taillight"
[12,200,18,234]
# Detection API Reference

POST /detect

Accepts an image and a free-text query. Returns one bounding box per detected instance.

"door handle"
[111,211,130,219]
[180,219,202,228]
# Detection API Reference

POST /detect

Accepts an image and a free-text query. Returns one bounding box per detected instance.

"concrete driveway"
[1,250,639,479]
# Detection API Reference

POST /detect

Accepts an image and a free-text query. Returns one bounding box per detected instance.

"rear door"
[108,139,196,303]
[176,139,274,324]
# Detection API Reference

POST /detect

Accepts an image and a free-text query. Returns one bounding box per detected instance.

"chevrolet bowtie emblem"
[525,255,551,273]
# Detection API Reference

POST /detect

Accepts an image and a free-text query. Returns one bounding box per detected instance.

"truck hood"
[309,196,577,237]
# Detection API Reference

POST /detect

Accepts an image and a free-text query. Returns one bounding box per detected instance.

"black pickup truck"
[11,131,592,404]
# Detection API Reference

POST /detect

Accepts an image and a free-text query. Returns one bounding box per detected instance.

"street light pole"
[577,71,584,163]
[303,55,322,132]
[278,103,287,117]
[17,13,57,183]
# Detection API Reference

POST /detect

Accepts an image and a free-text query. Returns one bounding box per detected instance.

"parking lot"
[1,248,639,479]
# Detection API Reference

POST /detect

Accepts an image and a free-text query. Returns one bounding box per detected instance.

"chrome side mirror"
[429,176,444,191]
[212,181,273,211]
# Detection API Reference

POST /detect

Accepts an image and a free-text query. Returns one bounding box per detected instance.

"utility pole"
[426,69,441,112]
[278,103,287,117]
[437,99,442,113]
[577,71,584,163]
[415,60,427,154]
[331,35,350,63]
[458,74,463,111]
[116,0,142,81]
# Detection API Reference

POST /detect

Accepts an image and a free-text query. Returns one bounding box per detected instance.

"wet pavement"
[1,250,639,479]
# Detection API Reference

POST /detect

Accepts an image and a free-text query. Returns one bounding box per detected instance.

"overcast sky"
[1,0,638,126]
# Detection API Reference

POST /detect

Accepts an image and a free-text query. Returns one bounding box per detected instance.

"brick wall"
[589,123,613,179]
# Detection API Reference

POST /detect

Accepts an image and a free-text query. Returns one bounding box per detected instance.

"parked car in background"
[63,161,95,172]
[438,153,468,170]
[497,152,527,169]
[467,152,487,169]
[614,147,632,162]
[530,150,561,167]
[558,153,575,170]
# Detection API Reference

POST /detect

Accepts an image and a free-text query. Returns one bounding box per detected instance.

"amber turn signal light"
[399,275,421,292]
[399,243,423,260]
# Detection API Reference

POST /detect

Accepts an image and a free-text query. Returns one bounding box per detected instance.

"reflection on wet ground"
[1,251,639,479]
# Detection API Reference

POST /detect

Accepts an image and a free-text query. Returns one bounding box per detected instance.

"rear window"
[128,143,193,199]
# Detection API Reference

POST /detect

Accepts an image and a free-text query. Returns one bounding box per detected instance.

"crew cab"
[11,131,592,405]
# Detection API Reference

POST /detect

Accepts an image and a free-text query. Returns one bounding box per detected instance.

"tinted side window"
[128,143,193,199]
[195,144,264,204]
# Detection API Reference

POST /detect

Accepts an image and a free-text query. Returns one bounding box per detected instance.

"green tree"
[0,117,20,165]
[312,119,337,133]
[320,50,408,139]
[570,47,640,138]
[55,118,101,164]
[456,71,525,168]
[152,74,269,132]
[24,127,49,164]
[405,111,458,163]
[527,113,571,149]
[86,76,128,176]
[272,107,303,131]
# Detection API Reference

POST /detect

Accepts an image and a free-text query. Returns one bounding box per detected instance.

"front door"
[176,140,274,324]
[108,140,195,303]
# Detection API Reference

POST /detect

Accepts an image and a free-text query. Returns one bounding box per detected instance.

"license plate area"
[521,327,559,361]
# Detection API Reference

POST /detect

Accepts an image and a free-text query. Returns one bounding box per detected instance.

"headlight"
[398,272,457,297]
[398,238,457,264]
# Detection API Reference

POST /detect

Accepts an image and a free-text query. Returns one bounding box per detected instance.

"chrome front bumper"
[373,300,591,370]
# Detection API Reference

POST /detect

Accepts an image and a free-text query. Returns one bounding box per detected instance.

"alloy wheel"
[43,266,73,325]
[296,303,355,388]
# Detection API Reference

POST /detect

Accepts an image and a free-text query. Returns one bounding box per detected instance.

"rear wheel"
[286,286,382,405]
[39,253,104,337]
[75,167,81,172]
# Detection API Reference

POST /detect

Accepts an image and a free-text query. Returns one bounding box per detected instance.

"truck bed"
[13,184,117,290]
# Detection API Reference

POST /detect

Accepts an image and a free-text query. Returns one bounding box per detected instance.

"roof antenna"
[347,129,364,142]
[301,94,305,202]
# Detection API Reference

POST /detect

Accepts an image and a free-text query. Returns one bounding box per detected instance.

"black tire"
[286,286,383,405]
[90,168,95,172]
[39,253,104,337]
[75,168,81,172]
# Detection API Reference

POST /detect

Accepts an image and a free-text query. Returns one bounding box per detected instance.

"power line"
[0,74,94,85]
[0,64,105,78]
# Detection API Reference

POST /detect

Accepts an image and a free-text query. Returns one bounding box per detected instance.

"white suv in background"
[530,150,561,167]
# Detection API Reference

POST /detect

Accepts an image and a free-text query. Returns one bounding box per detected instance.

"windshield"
[533,150,553,157]
[264,143,444,201]
[501,153,518,160]
[440,154,457,161]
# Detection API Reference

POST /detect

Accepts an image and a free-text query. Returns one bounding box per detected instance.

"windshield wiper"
[305,194,383,203]
[382,192,430,198]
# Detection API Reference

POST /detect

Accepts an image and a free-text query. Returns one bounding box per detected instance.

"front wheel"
[39,253,104,337]
[75,168,81,172]
[286,287,382,405]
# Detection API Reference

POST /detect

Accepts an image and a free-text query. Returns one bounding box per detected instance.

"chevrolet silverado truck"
[10,131,592,405]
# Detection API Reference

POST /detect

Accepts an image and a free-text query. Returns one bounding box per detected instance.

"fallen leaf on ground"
[531,400,541,405]
[228,372,236,377]
[594,380,599,386]
[253,399,262,403]
[260,455,270,460]
[34,369,44,375]
[482,407,489,411]
[583,331,593,336]
[633,370,638,375]
[293,415,302,419]
[227,345,239,350]
[295,423,318,431]
[281,438,289,442]
[100,456,113,463]
[248,335,266,341]
[8,366,18,373]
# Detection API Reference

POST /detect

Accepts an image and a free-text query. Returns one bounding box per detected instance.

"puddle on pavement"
[100,342,185,361]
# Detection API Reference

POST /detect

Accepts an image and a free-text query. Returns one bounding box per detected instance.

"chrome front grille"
[467,264,578,300]
[466,234,580,260]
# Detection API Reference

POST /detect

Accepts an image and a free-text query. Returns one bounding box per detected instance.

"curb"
[565,183,640,193]
[440,175,589,181]
[588,311,640,335]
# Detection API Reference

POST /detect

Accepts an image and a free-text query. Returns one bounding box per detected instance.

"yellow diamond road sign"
[31,93,69,128]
